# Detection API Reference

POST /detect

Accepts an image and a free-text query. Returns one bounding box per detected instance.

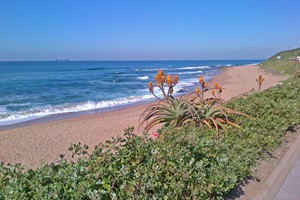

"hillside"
[260,48,300,75]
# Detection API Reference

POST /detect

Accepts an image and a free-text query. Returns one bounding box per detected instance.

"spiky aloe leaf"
[139,98,198,132]
[194,98,249,134]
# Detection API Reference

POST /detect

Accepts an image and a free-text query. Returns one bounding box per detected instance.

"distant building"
[297,53,300,62]
[277,56,281,60]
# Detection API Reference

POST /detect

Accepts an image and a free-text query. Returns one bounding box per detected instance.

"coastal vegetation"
[140,71,247,134]
[0,73,299,199]
[260,47,300,75]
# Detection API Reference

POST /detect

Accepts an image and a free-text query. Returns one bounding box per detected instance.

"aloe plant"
[195,98,248,135]
[256,75,265,92]
[193,78,248,135]
[139,97,199,132]
[140,70,248,134]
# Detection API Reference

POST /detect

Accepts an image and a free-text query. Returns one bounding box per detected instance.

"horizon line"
[0,58,266,62]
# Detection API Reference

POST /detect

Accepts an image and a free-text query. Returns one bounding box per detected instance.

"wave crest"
[137,76,149,80]
[179,71,203,75]
[0,96,156,126]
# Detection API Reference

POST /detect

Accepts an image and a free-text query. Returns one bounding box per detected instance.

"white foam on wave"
[179,66,210,70]
[2,80,195,126]
[137,76,149,80]
[0,69,219,127]
[0,76,202,127]
[179,70,203,75]
[4,103,32,107]
[141,83,184,98]
[0,95,158,126]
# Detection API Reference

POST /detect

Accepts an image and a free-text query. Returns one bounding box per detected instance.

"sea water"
[0,60,262,127]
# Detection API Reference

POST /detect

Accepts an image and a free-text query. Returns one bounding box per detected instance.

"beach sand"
[0,65,287,168]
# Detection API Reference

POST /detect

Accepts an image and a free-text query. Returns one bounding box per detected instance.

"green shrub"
[0,77,299,199]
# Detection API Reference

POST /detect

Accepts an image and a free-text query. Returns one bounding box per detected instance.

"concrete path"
[253,127,300,200]
[274,155,300,200]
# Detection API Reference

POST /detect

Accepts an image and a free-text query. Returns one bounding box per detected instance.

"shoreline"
[0,71,222,131]
[0,65,287,168]
[0,99,156,131]
[0,64,249,130]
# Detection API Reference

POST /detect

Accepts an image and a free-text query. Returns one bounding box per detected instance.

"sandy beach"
[0,65,287,168]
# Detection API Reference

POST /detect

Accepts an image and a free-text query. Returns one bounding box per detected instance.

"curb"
[254,129,300,200]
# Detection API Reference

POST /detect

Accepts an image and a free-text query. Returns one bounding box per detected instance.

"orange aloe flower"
[148,82,153,93]
[173,75,178,85]
[256,75,264,92]
[211,89,215,96]
[156,81,161,87]
[155,74,161,87]
[158,71,163,80]
[167,74,172,87]
[260,78,264,85]
[214,82,219,89]
[256,75,264,85]
[199,75,204,84]
[259,76,264,85]
[155,70,164,86]
[155,74,159,82]
[158,70,164,77]
[195,86,200,94]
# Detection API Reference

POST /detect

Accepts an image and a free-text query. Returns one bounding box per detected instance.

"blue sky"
[0,0,299,61]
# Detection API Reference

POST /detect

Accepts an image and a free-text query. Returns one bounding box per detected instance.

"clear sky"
[0,0,299,61]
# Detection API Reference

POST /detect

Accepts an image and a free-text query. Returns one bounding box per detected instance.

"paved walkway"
[274,155,300,200]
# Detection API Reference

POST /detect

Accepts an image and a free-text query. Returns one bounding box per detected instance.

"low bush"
[0,77,299,199]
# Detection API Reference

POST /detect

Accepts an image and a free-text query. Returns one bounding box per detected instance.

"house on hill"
[297,53,300,62]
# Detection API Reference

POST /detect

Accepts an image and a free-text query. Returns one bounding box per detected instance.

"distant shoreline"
[0,59,264,62]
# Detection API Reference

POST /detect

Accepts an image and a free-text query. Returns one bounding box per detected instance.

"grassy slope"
[260,48,300,75]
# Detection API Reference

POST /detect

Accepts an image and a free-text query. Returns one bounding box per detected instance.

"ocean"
[0,60,262,127]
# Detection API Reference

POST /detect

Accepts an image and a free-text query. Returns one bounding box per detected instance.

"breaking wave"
[179,70,203,75]
[137,76,149,80]
[0,96,153,126]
